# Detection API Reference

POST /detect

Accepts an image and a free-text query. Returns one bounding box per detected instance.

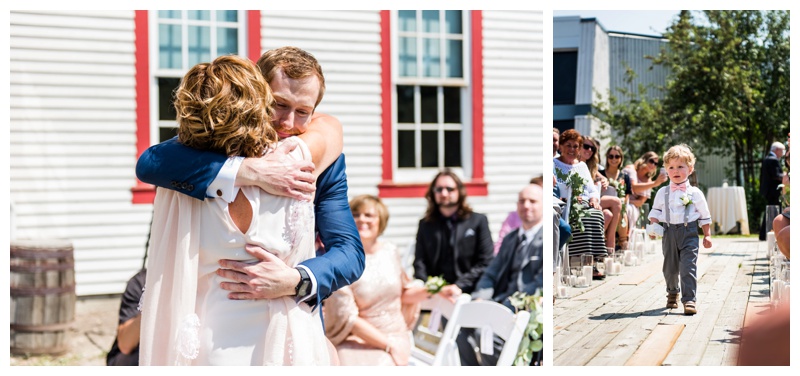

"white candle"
[773,280,784,302]
[782,285,790,306]
[576,276,586,287]
[583,265,593,279]
[569,275,577,286]
[767,232,776,254]
[558,286,568,298]
[605,258,614,275]
[624,250,634,266]
[614,263,622,275]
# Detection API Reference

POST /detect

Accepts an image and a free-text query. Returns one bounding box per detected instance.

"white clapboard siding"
[261,10,385,202]
[478,10,543,237]
[9,10,149,296]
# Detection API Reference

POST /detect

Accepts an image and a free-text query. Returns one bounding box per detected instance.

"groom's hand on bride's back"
[217,244,301,300]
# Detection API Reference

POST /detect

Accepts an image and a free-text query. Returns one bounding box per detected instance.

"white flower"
[680,193,693,207]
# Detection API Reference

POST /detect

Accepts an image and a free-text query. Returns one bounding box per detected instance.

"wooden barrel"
[10,239,76,355]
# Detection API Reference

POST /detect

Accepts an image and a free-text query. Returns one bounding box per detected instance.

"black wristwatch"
[294,267,312,298]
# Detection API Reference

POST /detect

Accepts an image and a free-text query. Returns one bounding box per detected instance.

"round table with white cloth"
[706,186,750,235]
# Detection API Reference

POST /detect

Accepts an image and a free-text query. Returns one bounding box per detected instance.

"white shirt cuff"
[294,264,317,304]
[206,156,243,203]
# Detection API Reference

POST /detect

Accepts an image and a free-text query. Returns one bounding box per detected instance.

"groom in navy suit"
[136,47,364,310]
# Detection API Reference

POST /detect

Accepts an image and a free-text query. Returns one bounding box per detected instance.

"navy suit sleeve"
[472,234,513,301]
[135,136,228,200]
[299,154,365,307]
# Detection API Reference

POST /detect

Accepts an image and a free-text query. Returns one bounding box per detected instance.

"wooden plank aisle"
[553,237,765,366]
[624,324,685,366]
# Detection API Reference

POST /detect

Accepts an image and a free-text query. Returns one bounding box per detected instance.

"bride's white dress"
[139,137,331,366]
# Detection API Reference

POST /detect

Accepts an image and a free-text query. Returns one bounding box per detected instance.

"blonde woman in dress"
[323,195,429,365]
[139,55,334,365]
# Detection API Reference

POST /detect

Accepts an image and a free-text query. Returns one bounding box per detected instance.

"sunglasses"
[583,144,597,152]
[647,158,659,165]
[607,155,622,160]
[434,186,457,194]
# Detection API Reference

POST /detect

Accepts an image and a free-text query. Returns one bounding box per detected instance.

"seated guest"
[554,129,606,278]
[581,137,621,250]
[458,183,544,366]
[624,151,668,230]
[106,268,146,366]
[494,176,543,255]
[600,145,633,250]
[323,195,428,366]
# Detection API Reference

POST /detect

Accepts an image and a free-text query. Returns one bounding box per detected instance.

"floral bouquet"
[509,290,543,366]
[554,169,590,234]
[424,275,447,295]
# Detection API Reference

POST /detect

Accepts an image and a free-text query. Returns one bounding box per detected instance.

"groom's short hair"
[256,46,326,108]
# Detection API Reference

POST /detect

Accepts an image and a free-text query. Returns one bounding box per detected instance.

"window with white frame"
[151,10,246,143]
[394,10,470,181]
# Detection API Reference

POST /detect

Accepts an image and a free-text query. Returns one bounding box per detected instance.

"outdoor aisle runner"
[553,237,769,366]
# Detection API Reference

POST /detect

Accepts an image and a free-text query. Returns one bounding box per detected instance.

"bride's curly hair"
[175,54,277,157]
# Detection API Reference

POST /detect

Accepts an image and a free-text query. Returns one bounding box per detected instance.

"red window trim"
[132,10,262,204]
[378,10,487,198]
[132,10,154,204]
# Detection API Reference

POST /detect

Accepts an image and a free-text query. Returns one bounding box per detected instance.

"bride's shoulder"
[273,136,311,161]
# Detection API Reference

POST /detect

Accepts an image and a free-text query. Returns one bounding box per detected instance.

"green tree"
[593,10,790,233]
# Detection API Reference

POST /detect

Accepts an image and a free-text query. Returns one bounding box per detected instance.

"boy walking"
[648,145,712,315]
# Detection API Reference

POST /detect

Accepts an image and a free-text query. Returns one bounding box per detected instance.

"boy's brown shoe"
[666,293,679,309]
[684,302,697,315]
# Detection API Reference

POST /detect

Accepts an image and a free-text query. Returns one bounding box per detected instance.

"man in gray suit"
[458,182,543,366]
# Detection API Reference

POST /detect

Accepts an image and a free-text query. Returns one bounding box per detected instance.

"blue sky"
[553,10,681,36]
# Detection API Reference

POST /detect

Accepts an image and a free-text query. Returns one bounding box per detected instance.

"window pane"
[554,51,578,105]
[421,130,439,167]
[188,26,211,66]
[445,11,462,34]
[398,37,417,77]
[158,77,180,121]
[444,130,462,167]
[217,27,238,56]
[420,86,438,123]
[398,10,416,32]
[396,85,415,123]
[217,10,238,22]
[398,130,416,168]
[446,40,463,78]
[159,127,179,143]
[423,38,441,78]
[158,24,182,69]
[443,87,461,123]
[422,10,439,33]
[188,10,210,20]
[158,10,181,19]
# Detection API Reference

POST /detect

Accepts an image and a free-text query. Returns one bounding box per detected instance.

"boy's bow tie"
[670,182,687,192]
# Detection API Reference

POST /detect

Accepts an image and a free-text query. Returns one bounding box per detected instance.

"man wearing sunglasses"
[412,170,494,300]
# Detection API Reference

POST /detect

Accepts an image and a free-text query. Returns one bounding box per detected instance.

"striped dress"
[554,158,608,261]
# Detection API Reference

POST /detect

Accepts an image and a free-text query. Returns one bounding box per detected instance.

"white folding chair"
[409,293,470,366]
[438,300,531,366]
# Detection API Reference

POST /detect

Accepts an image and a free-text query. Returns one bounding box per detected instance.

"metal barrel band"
[10,284,76,297]
[10,261,75,273]
[11,345,69,356]
[10,248,73,259]
[11,322,73,332]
